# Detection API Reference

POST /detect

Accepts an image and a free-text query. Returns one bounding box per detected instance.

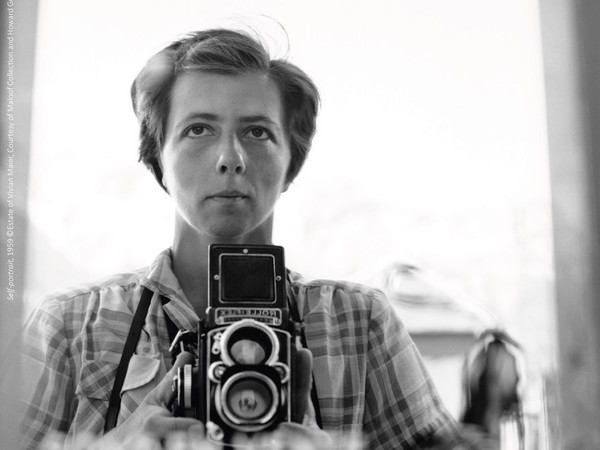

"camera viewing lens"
[230,339,267,365]
[221,319,279,366]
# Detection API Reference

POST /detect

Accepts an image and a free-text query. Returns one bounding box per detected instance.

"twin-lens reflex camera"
[170,244,300,445]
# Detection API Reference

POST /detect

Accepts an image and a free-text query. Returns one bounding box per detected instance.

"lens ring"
[220,319,280,366]
[218,371,279,430]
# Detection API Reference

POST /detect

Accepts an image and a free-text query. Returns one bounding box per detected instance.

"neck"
[170,217,274,316]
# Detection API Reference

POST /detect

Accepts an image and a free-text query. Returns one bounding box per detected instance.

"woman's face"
[160,71,291,242]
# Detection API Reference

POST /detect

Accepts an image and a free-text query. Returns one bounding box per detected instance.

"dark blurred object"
[460,329,524,447]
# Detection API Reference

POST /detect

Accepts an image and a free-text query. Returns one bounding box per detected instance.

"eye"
[185,124,212,137]
[244,127,271,141]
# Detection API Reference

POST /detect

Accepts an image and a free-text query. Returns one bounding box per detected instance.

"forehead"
[168,71,284,124]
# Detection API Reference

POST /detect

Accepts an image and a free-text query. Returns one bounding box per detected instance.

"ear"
[283,169,295,193]
[152,158,169,194]
[282,180,292,193]
[158,158,166,189]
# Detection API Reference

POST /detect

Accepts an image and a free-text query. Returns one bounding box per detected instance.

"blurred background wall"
[26,0,555,372]
[539,0,600,447]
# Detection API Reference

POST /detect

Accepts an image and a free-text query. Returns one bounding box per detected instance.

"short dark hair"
[131,29,320,191]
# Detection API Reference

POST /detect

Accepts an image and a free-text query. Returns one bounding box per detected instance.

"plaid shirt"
[7,249,460,449]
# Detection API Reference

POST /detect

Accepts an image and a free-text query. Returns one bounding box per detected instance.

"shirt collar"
[141,248,200,332]
[141,249,306,331]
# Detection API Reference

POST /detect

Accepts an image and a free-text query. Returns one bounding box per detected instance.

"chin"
[205,223,250,241]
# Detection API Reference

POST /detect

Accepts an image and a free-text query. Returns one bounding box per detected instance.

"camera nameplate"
[215,307,282,326]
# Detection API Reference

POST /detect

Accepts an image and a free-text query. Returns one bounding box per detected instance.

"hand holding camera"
[101,347,320,448]
[100,351,202,445]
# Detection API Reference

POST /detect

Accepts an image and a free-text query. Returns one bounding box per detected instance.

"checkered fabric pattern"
[4,249,461,449]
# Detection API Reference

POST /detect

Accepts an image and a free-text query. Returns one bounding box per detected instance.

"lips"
[207,190,249,202]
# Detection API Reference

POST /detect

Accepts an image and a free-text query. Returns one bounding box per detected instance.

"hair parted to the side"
[131,29,320,192]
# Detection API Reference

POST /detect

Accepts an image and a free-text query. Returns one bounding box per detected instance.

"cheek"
[258,157,289,191]
[265,144,292,185]
[161,151,194,191]
[266,172,290,200]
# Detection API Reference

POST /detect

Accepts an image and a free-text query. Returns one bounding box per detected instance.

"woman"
[12,29,462,449]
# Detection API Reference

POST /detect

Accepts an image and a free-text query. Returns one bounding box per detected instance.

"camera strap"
[286,271,323,429]
[104,286,154,433]
[104,288,180,433]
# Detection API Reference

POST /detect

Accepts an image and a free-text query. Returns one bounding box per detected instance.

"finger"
[294,348,313,422]
[145,415,201,433]
[137,414,202,444]
[121,432,164,450]
[274,423,332,448]
[150,351,195,407]
[186,422,205,440]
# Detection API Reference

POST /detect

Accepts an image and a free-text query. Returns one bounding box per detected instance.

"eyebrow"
[178,113,283,130]
[238,115,281,128]
[179,112,220,123]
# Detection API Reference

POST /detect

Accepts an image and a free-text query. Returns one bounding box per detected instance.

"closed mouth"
[207,191,249,201]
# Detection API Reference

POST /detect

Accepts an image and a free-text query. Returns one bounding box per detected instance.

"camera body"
[172,244,298,444]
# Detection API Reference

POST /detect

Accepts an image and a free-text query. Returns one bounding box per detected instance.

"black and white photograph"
[1,1,599,449]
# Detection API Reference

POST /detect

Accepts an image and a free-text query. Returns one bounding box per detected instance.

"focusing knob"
[183,364,193,408]
[207,422,225,442]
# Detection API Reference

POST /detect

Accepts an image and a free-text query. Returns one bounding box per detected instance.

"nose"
[216,136,246,175]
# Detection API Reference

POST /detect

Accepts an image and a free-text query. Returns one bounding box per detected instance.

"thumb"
[294,348,313,423]
[149,351,195,408]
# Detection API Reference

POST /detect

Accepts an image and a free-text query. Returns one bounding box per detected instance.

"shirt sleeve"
[16,298,75,449]
[363,290,462,449]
